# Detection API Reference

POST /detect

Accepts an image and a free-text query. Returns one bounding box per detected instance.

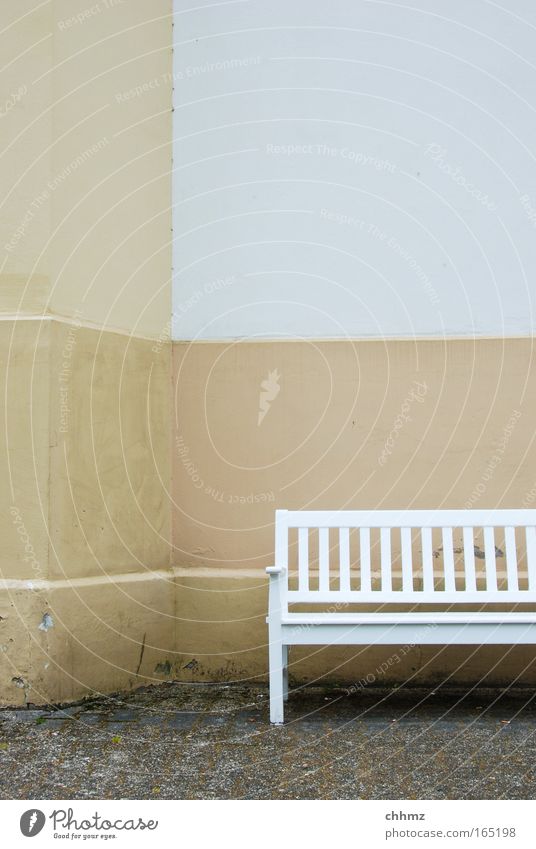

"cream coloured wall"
[1,2,54,309]
[0,1,173,705]
[49,0,172,336]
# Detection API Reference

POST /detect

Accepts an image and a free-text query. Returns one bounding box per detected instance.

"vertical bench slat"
[526,526,536,590]
[380,528,392,591]
[442,526,456,591]
[339,527,351,592]
[360,527,371,592]
[484,526,498,591]
[421,527,434,593]
[504,526,518,591]
[463,526,477,591]
[400,527,413,592]
[298,527,309,592]
[319,527,330,592]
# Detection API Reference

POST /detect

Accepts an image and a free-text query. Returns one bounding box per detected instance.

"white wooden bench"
[266,508,536,723]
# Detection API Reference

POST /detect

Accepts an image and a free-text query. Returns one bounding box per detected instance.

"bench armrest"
[266,565,286,575]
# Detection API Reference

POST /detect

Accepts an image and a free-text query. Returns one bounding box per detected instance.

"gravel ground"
[1,683,536,800]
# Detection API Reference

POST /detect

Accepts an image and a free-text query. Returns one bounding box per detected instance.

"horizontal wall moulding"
[0,566,265,592]
[1,318,530,344]
[0,312,169,343]
[172,333,536,343]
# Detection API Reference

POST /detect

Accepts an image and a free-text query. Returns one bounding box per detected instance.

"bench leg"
[282,645,289,702]
[269,639,284,724]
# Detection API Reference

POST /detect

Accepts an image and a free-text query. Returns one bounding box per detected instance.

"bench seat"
[266,508,536,723]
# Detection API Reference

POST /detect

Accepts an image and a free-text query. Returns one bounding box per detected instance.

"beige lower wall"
[171,337,536,688]
[0,320,172,705]
[1,320,50,581]
[0,572,177,706]
[48,321,171,581]
[173,337,536,561]
[3,332,536,705]
[172,569,536,690]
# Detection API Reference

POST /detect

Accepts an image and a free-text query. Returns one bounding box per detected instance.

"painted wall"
[168,0,536,688]
[0,1,173,705]
[2,1,536,704]
[169,337,536,685]
[172,0,536,340]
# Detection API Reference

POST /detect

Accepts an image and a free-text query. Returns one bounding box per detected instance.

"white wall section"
[172,0,536,339]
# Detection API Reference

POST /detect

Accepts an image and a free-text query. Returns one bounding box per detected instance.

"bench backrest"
[275,509,536,607]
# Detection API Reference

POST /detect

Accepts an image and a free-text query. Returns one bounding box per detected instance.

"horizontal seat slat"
[281,622,536,647]
[282,611,536,625]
